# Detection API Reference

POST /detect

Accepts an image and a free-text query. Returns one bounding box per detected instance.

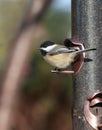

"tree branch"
[0,0,52,130]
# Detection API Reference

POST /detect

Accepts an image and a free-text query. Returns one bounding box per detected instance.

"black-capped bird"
[39,40,96,72]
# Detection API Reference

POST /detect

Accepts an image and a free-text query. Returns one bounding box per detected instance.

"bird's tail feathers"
[75,48,96,54]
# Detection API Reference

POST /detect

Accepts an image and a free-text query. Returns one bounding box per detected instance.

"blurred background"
[0,0,72,130]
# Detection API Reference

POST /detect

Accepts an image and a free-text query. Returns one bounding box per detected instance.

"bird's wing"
[48,47,76,55]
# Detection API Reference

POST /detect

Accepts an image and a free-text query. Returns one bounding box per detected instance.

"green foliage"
[0,1,30,71]
[42,8,71,43]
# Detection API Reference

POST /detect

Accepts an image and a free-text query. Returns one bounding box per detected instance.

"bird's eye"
[75,49,79,51]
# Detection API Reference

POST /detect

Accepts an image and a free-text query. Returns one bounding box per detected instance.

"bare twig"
[0,0,52,130]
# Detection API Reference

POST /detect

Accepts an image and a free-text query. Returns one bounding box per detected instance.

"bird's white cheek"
[41,44,57,52]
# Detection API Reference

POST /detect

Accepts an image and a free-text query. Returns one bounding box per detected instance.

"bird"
[39,40,96,72]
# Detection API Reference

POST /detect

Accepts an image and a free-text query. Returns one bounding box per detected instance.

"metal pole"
[72,0,102,130]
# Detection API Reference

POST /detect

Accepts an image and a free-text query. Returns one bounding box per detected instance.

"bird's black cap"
[40,41,55,48]
[40,41,55,56]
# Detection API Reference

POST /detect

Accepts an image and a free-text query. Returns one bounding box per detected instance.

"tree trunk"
[72,0,102,130]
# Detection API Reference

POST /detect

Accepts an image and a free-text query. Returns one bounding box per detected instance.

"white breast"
[44,53,76,69]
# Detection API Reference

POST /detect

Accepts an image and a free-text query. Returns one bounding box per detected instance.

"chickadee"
[39,40,96,73]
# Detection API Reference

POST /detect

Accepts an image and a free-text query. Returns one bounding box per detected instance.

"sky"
[52,0,71,11]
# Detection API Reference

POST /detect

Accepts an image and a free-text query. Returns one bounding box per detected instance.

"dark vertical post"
[72,0,102,130]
